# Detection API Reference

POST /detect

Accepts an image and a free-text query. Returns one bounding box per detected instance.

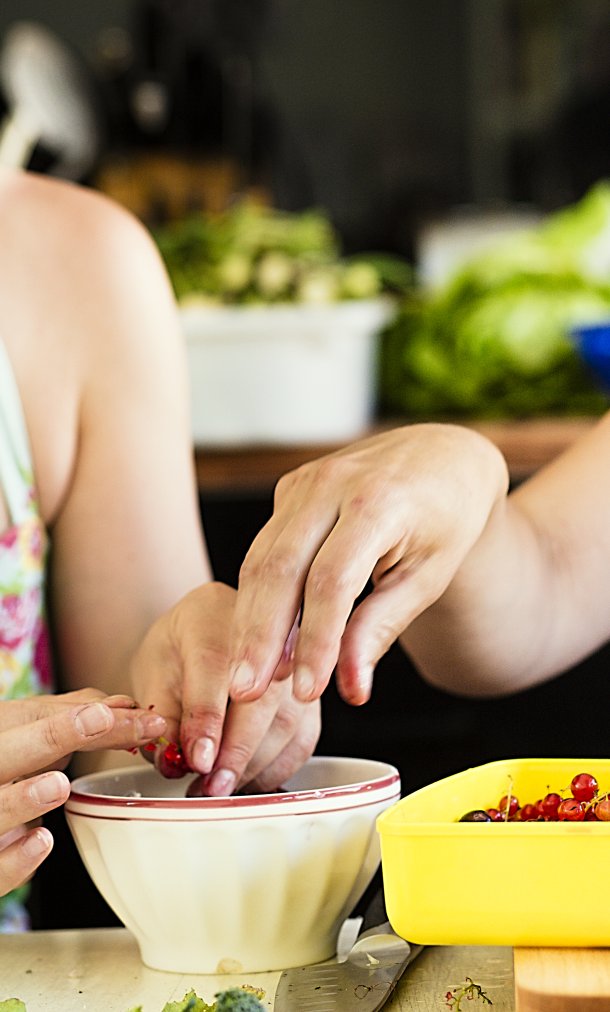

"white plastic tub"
[181,298,394,446]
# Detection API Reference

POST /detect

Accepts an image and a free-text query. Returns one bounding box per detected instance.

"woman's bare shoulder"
[0,169,176,360]
[0,168,152,266]
[0,171,183,524]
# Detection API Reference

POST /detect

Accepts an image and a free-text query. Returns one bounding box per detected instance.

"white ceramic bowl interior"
[65,755,400,974]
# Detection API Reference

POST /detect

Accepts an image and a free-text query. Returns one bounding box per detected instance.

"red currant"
[557,797,585,821]
[459,770,610,825]
[158,741,192,779]
[595,795,610,821]
[539,792,562,820]
[486,807,505,822]
[498,793,520,819]
[570,772,598,802]
[519,803,539,821]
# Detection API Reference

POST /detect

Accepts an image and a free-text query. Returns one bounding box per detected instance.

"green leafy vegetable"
[158,990,214,1011]
[0,1001,27,1012]
[154,200,410,306]
[380,182,610,418]
[125,986,265,1012]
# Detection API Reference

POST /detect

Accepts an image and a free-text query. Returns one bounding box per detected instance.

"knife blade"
[274,896,422,1011]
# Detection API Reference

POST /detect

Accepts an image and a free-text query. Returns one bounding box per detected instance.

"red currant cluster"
[459,772,610,823]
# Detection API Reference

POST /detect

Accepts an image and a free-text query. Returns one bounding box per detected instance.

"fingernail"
[231,661,255,696]
[106,694,139,708]
[207,769,236,797]
[294,665,316,700]
[74,702,113,737]
[192,737,215,774]
[22,827,53,859]
[30,771,68,806]
[136,713,167,739]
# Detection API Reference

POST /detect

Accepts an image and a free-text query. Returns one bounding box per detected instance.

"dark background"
[3,0,608,927]
[2,1,610,250]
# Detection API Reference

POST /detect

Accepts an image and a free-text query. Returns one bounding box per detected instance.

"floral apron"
[0,339,52,930]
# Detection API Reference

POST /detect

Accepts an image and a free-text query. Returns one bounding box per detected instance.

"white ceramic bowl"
[65,755,400,974]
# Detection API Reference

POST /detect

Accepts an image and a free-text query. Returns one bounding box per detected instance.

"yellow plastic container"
[377,758,610,947]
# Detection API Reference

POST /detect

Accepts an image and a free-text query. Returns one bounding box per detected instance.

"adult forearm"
[399,496,559,695]
[402,414,610,695]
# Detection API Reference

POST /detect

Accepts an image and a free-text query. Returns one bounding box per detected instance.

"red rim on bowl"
[66,758,401,819]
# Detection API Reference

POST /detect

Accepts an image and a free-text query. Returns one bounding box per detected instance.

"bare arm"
[2,176,210,697]
[47,200,211,695]
[0,171,319,790]
[403,411,610,695]
[226,413,610,706]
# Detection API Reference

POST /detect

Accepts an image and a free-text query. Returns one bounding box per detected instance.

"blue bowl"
[571,321,610,391]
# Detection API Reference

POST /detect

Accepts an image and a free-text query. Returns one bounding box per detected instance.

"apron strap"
[0,340,34,524]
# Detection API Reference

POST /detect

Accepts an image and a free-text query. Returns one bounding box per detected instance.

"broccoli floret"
[213,989,265,1012]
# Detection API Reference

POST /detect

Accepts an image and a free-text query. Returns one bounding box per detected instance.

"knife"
[273,890,423,1011]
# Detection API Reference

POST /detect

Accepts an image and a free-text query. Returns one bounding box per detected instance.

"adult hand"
[0,690,167,756]
[226,424,509,707]
[130,581,321,793]
[190,676,320,797]
[0,694,166,896]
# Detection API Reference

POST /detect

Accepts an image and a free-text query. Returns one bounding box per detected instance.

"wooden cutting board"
[514,948,610,1011]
